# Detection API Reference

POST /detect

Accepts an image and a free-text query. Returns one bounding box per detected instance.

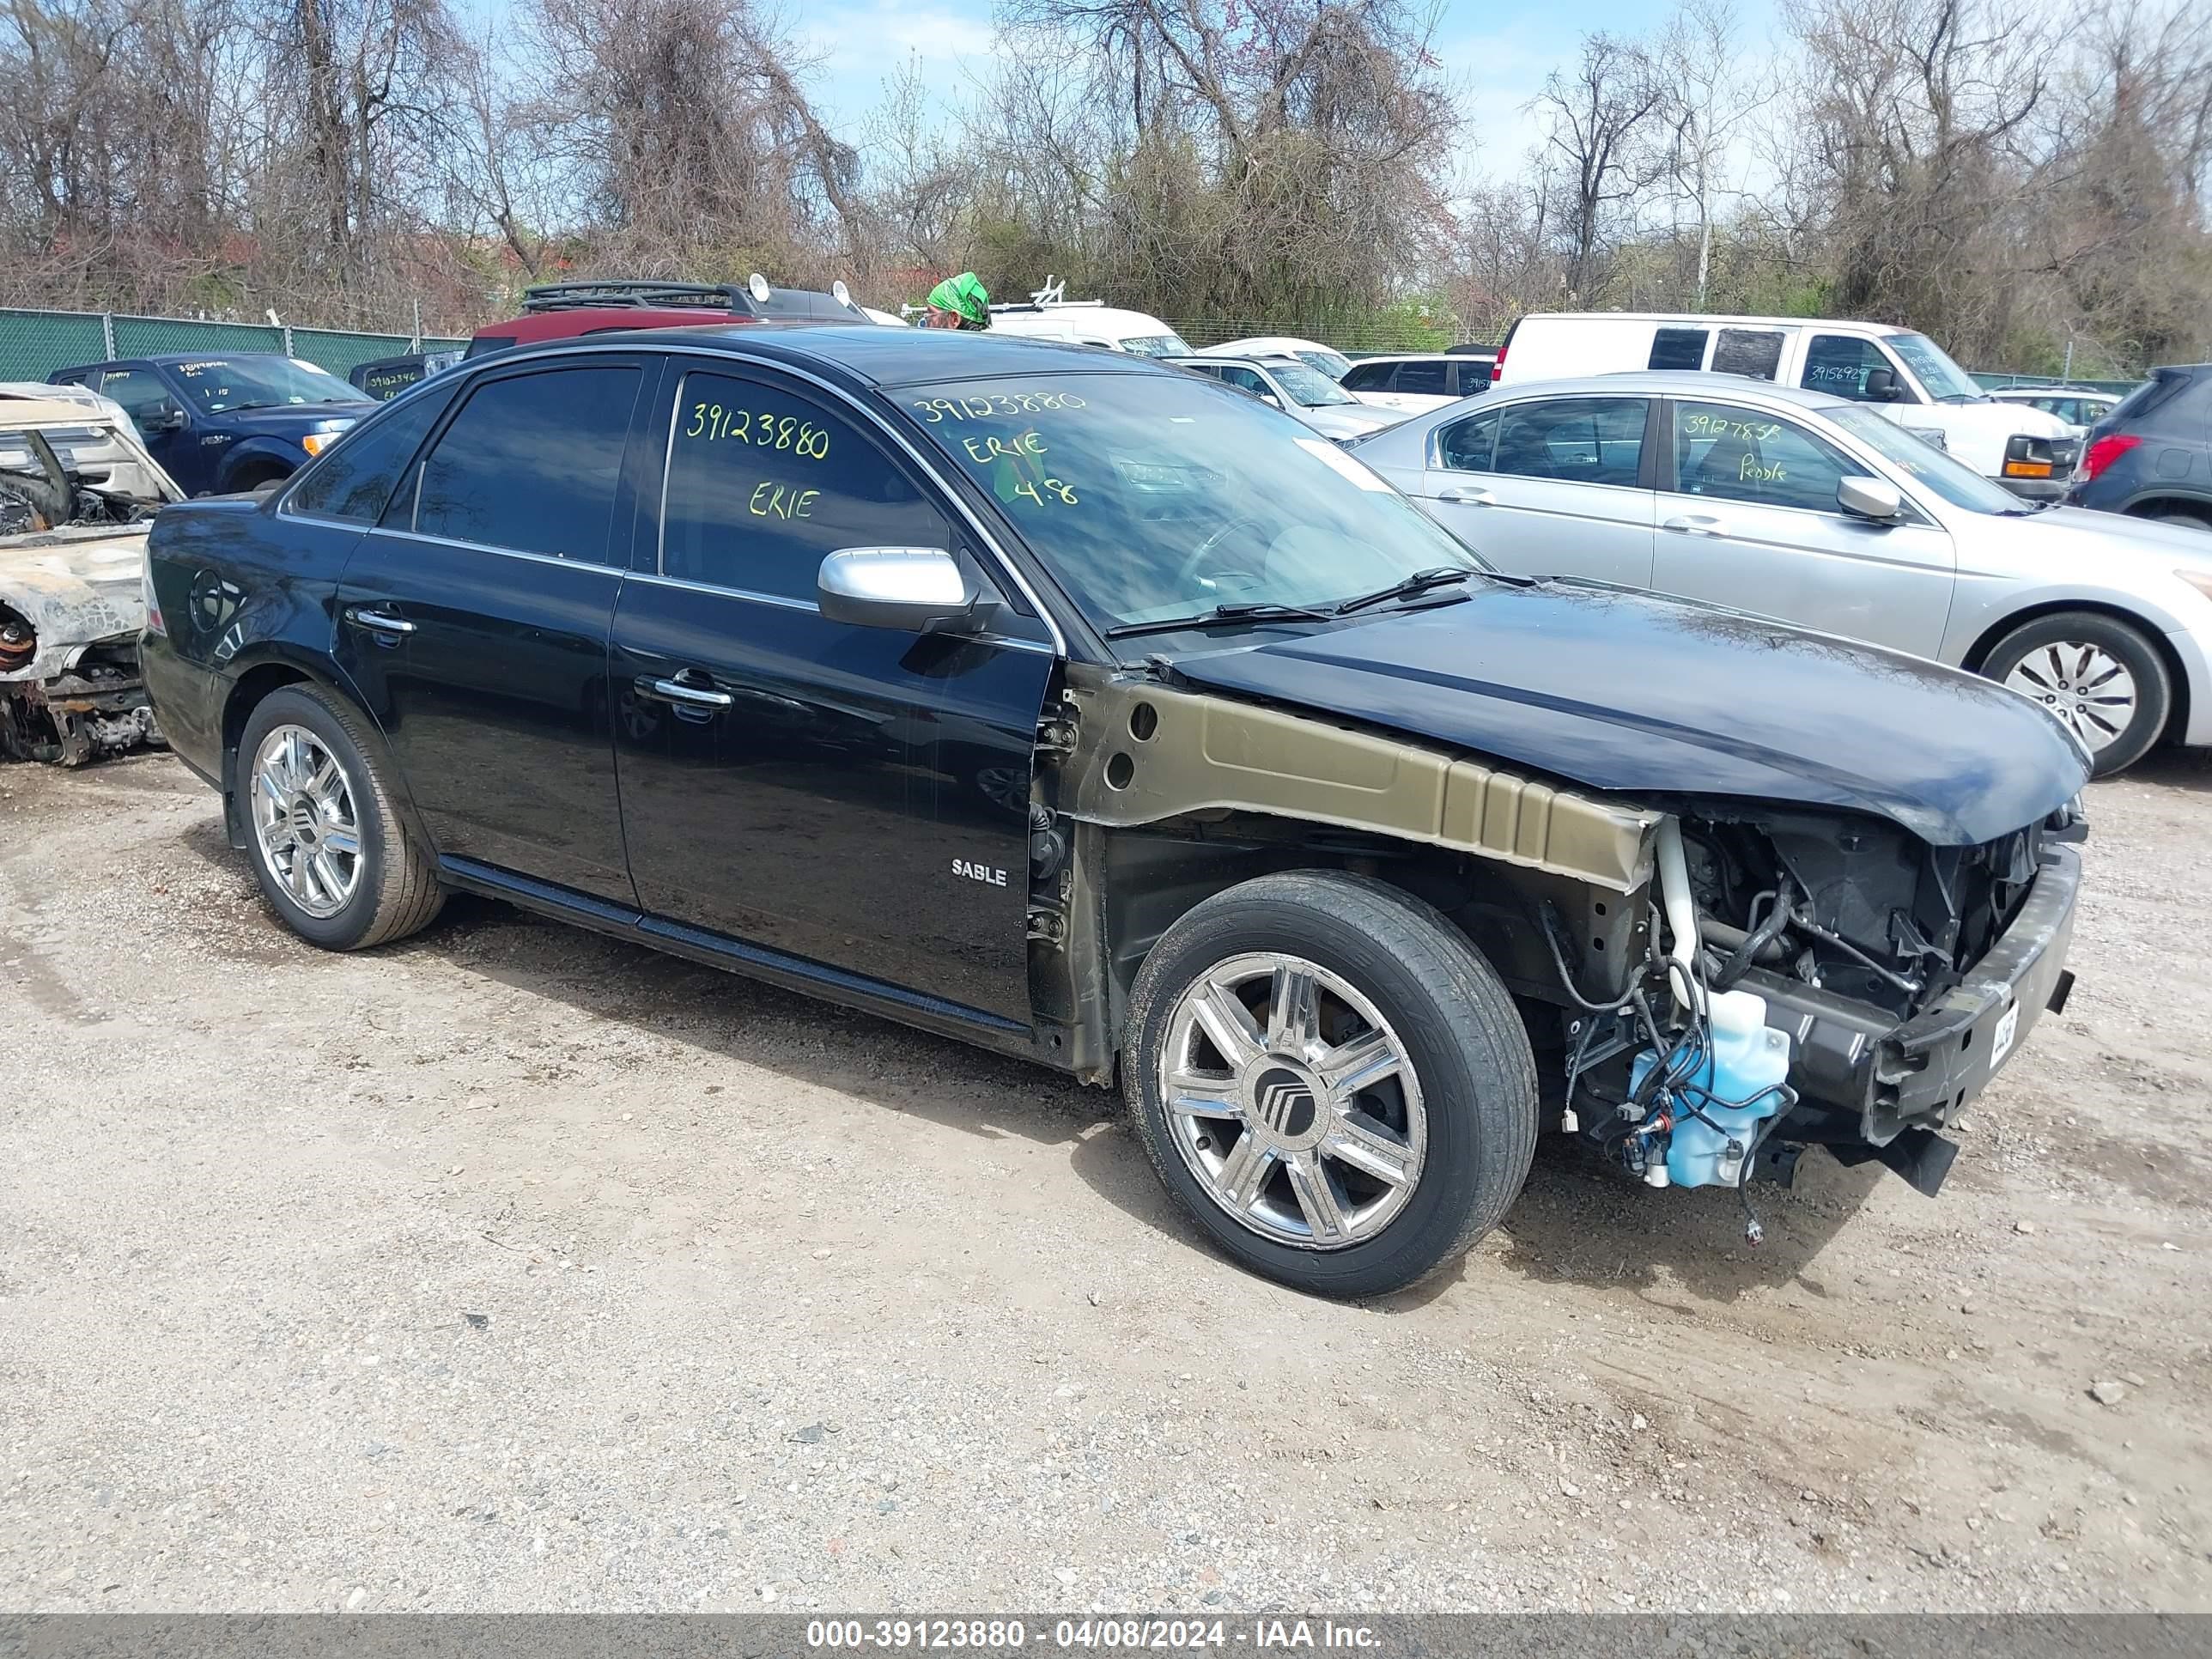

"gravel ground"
[1,748,2208,1613]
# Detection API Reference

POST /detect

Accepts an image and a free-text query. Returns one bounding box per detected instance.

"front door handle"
[344,606,416,635]
[639,675,733,709]
[1436,486,1494,506]
[1662,514,1723,538]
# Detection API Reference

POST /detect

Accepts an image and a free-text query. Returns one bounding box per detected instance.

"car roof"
[1486,370,1853,409]
[1350,352,1475,365]
[1514,311,1910,335]
[0,397,114,427]
[493,323,1177,390]
[1190,353,1297,369]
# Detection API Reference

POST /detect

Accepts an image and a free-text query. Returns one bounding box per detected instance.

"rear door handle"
[638,674,733,709]
[1436,486,1494,506]
[1662,515,1723,538]
[344,606,416,635]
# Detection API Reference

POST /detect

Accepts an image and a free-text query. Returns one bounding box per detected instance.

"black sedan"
[141,326,2087,1297]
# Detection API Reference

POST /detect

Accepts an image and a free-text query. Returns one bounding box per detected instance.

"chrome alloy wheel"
[249,723,362,919]
[1158,952,1426,1250]
[2003,642,2138,752]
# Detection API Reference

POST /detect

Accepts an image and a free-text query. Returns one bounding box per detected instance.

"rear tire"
[1122,871,1538,1298]
[2151,510,2212,533]
[234,684,443,950]
[1978,611,2170,777]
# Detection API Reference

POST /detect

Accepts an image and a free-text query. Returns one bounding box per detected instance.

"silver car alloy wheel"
[1158,951,1427,1250]
[2002,642,2139,752]
[250,723,363,919]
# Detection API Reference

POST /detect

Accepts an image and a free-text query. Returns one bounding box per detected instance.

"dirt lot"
[1,748,2208,1613]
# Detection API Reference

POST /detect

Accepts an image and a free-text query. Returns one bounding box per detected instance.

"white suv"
[1492,313,2076,500]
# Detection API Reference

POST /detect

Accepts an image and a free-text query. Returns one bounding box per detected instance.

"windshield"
[1297,349,1353,380]
[1887,333,1984,404]
[1829,406,2026,514]
[903,373,1486,632]
[170,356,361,415]
[1270,362,1357,406]
[1120,334,1193,359]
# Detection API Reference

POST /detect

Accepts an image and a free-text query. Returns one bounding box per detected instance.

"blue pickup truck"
[48,353,376,496]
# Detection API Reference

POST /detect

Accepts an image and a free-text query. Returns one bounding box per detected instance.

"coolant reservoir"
[1632,988,1793,1189]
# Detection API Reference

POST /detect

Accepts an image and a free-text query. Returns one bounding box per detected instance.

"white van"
[1493,313,2076,499]
[981,280,1194,358]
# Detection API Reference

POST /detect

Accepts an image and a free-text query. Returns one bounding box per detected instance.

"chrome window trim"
[625,570,1054,653]
[648,351,1070,659]
[362,524,625,572]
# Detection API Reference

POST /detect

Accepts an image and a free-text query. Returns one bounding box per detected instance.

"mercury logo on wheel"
[1252,1067,1317,1139]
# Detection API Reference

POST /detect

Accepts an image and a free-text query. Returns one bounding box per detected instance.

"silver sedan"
[1350,371,2212,775]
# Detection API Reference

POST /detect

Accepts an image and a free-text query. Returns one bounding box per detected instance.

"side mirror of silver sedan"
[1838,476,1905,522]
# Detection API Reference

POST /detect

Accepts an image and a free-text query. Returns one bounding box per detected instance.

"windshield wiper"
[1103,602,1336,641]
[1330,568,1480,615]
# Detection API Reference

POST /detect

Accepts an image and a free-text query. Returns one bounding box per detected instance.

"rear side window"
[1438,409,1500,471]
[1340,362,1393,392]
[1711,329,1785,381]
[1493,397,1646,487]
[1451,361,1492,396]
[1648,328,1708,371]
[398,364,641,560]
[286,385,454,523]
[1395,361,1448,396]
[659,371,951,603]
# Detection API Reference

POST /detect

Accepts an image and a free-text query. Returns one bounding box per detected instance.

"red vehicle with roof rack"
[465,275,871,357]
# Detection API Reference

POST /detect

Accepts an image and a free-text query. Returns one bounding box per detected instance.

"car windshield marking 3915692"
[901,373,1483,636]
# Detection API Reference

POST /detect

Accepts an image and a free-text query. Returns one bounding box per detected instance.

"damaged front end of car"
[1,407,181,764]
[1551,795,2085,1226]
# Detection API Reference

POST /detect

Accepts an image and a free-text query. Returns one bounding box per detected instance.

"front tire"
[1122,872,1537,1298]
[234,684,443,950]
[1978,611,2171,776]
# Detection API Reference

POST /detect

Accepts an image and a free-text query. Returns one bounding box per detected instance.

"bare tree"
[1531,31,1667,302]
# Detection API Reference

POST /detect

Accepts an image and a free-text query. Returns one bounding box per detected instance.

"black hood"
[1164,580,2087,847]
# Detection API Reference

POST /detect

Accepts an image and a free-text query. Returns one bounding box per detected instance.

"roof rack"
[520,274,865,320]
[988,277,1105,315]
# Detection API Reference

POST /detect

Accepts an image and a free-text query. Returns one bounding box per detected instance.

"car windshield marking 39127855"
[900,374,1483,634]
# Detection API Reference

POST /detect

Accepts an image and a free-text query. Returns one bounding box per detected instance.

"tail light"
[142,556,165,637]
[1490,348,1505,382]
[2081,433,2142,480]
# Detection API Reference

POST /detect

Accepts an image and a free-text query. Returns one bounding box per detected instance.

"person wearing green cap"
[923,271,990,330]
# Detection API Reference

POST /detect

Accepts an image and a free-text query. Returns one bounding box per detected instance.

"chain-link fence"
[1162,315,1486,356]
[0,306,465,386]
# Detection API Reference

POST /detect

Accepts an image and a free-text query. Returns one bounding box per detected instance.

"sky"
[793,0,1702,181]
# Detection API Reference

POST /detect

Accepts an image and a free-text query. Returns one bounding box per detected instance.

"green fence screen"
[0,307,465,386]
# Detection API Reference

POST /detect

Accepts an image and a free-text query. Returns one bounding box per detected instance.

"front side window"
[1649,327,1708,371]
[1711,329,1785,381]
[662,371,950,603]
[286,384,454,523]
[902,374,1483,631]
[1673,401,1853,513]
[1437,408,1500,472]
[1887,332,1984,403]
[1218,366,1272,400]
[1340,362,1393,392]
[168,356,359,415]
[401,364,641,559]
[1801,334,1902,403]
[1493,397,1646,487]
[96,368,175,424]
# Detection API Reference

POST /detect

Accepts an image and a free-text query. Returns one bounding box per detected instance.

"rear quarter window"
[284,384,455,523]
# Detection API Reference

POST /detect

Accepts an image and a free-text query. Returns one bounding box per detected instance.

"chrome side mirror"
[1838,475,1904,521]
[817,547,994,634]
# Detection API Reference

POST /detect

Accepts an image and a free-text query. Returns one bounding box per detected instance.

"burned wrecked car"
[139,329,2087,1297]
[1,397,181,763]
